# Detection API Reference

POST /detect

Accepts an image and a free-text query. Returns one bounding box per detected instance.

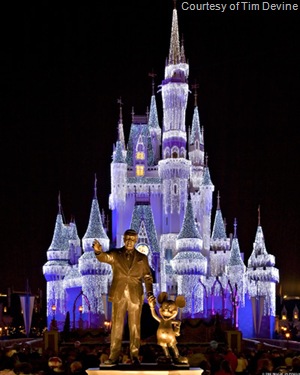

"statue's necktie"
[126,251,133,267]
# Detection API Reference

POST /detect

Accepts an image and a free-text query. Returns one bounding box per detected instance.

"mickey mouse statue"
[149,292,188,365]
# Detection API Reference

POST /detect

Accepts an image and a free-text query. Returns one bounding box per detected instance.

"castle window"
[136,151,145,160]
[136,165,144,176]
[174,184,178,195]
[171,146,179,158]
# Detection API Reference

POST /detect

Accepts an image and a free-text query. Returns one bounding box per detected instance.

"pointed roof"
[68,221,80,241]
[211,192,227,240]
[251,205,269,257]
[148,95,160,129]
[83,177,109,240]
[246,210,279,283]
[113,140,126,163]
[126,122,155,166]
[253,225,268,257]
[178,199,201,239]
[202,165,213,186]
[189,106,202,144]
[247,210,277,270]
[228,219,246,269]
[168,6,180,65]
[130,203,160,253]
[48,194,69,251]
[228,236,245,267]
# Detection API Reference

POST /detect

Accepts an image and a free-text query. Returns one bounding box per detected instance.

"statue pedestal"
[87,364,203,374]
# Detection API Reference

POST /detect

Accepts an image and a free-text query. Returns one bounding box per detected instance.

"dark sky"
[1,1,299,297]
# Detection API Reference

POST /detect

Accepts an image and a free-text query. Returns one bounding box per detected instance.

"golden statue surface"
[149,292,189,365]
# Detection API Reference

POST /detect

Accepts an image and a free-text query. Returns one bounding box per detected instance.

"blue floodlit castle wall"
[43,6,279,339]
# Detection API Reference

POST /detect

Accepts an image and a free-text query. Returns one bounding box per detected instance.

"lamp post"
[50,305,57,330]
[78,305,83,329]
[51,305,56,319]
[285,331,291,349]
[104,320,111,333]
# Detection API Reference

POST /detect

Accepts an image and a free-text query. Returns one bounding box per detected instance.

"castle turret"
[171,198,207,317]
[117,97,126,153]
[210,192,231,276]
[109,140,127,211]
[247,210,279,307]
[246,207,279,337]
[189,90,204,191]
[68,219,81,265]
[148,74,161,163]
[158,4,190,231]
[199,160,215,254]
[225,219,246,308]
[79,177,111,322]
[43,194,71,325]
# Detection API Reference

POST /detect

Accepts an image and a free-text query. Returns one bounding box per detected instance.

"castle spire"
[178,198,201,240]
[168,4,180,65]
[118,97,123,123]
[113,140,126,163]
[217,191,220,210]
[180,34,186,63]
[189,102,202,145]
[233,217,238,238]
[211,191,227,241]
[94,174,97,199]
[227,219,245,267]
[58,191,62,215]
[83,181,109,242]
[191,82,199,107]
[47,193,68,252]
[148,70,157,96]
[117,97,126,150]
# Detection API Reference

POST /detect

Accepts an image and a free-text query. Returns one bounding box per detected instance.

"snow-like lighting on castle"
[43,4,279,339]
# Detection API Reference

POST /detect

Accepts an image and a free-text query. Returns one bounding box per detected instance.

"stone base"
[87,363,203,374]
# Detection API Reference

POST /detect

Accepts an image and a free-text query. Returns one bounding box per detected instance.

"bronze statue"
[93,229,155,365]
[149,292,188,365]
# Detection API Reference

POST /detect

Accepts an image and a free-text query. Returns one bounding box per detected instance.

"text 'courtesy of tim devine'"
[180,2,299,12]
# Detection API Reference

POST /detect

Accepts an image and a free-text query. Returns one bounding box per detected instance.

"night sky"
[1,1,299,298]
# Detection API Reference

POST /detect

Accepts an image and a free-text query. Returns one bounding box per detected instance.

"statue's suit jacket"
[95,247,153,304]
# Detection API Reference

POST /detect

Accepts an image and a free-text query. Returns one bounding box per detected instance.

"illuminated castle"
[43,4,279,339]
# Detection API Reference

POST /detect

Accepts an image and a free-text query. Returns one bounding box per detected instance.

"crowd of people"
[1,339,300,375]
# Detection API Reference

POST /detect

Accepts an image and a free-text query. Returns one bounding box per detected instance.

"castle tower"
[109,140,128,245]
[43,194,71,326]
[225,219,246,325]
[246,207,279,337]
[117,98,126,153]
[199,161,215,255]
[171,198,207,317]
[148,73,161,164]
[68,219,81,265]
[189,87,205,191]
[158,3,190,248]
[210,192,231,276]
[79,177,111,324]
